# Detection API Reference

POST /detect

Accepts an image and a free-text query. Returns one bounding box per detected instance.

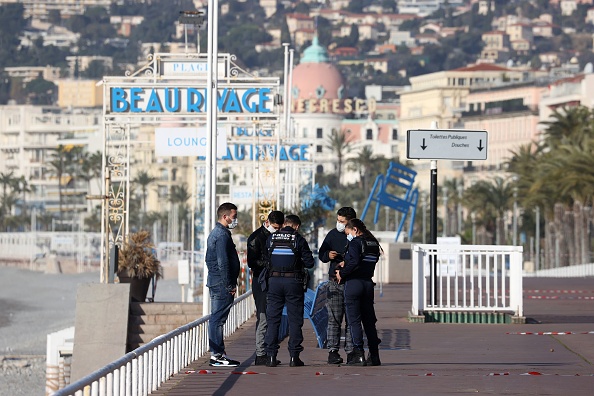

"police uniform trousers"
[264,275,305,357]
[343,278,381,351]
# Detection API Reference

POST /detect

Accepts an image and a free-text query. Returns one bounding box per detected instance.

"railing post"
[509,248,523,317]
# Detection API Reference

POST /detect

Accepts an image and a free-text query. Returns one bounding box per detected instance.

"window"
[316,128,323,139]
[172,168,177,182]
[158,186,168,198]
[316,145,323,153]
[392,129,398,140]
[160,168,168,180]
[366,129,373,140]
[316,165,324,173]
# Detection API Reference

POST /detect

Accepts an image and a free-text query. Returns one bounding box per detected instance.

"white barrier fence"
[51,291,255,396]
[525,263,594,278]
[0,232,101,271]
[411,244,524,318]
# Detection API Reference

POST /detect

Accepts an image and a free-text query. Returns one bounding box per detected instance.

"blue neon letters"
[111,87,272,114]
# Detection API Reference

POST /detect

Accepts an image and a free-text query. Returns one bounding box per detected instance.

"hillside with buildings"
[1,0,594,263]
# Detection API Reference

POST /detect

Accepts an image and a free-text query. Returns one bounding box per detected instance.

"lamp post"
[422,192,427,244]
[203,0,219,315]
[512,186,518,246]
[471,212,476,245]
[442,186,448,237]
[457,182,463,235]
[535,206,540,270]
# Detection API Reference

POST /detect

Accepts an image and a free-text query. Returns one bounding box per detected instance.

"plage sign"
[155,127,227,157]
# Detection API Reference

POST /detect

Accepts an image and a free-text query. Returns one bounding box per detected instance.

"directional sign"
[407,129,488,160]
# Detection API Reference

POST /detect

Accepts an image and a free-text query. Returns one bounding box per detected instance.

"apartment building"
[0,105,102,212]
[398,63,543,187]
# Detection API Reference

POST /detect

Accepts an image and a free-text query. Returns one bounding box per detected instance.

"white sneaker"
[209,354,240,367]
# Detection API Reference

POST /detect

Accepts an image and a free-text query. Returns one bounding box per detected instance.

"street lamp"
[471,212,476,245]
[442,186,448,237]
[512,186,518,246]
[178,10,205,53]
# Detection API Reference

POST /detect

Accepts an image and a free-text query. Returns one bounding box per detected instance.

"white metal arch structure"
[100,52,282,283]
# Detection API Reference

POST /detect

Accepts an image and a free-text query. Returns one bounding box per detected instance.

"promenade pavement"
[153,278,594,396]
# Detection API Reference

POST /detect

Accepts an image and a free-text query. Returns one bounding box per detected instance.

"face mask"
[227,218,238,229]
[266,224,277,234]
[346,234,354,241]
[336,222,346,233]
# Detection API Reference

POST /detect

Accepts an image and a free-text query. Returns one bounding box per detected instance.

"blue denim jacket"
[205,222,240,292]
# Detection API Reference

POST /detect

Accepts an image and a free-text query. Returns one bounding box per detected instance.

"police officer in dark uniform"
[336,218,382,366]
[246,210,284,365]
[263,214,315,367]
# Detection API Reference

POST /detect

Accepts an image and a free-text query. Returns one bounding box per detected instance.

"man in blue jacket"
[205,202,241,367]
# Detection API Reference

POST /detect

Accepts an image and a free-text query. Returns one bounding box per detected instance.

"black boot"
[266,354,278,367]
[365,348,381,366]
[346,349,366,366]
[327,350,343,364]
[289,354,304,367]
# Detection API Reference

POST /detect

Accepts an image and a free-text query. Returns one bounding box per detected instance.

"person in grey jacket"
[205,202,241,367]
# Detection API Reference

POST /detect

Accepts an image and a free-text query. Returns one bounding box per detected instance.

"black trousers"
[264,276,305,357]
[344,278,380,351]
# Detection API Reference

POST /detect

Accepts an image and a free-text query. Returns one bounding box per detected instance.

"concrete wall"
[70,283,130,382]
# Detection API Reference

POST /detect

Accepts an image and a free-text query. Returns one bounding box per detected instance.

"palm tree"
[169,184,192,247]
[132,170,157,213]
[83,150,103,194]
[347,145,378,194]
[442,178,464,236]
[0,171,16,221]
[325,128,351,187]
[48,146,68,220]
[14,175,34,218]
[540,106,593,150]
[463,177,513,245]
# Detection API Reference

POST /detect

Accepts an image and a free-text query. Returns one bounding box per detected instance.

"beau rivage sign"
[103,56,281,117]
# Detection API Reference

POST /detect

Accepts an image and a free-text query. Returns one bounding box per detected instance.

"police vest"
[361,239,381,265]
[269,230,299,271]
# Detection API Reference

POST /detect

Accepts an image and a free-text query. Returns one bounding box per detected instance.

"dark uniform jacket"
[319,228,348,280]
[339,236,381,282]
[246,225,272,278]
[266,226,315,272]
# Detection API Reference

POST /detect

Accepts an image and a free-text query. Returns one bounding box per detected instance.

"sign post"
[407,129,487,160]
[407,127,488,305]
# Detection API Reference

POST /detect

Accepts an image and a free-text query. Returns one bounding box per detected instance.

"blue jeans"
[208,284,234,356]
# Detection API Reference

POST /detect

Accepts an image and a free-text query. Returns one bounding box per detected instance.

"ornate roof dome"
[291,36,345,112]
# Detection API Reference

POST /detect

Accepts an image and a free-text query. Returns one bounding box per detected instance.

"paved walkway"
[153,278,594,396]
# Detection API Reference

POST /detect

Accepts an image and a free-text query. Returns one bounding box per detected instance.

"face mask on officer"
[336,221,346,233]
[227,217,238,229]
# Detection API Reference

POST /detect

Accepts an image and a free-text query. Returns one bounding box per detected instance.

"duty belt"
[270,271,297,277]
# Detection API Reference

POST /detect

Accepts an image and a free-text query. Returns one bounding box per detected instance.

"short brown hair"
[217,202,237,219]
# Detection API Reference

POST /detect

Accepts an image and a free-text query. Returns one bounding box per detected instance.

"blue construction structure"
[361,162,419,241]
[301,183,337,211]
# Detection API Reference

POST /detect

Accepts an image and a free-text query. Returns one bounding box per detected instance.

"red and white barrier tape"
[507,331,594,335]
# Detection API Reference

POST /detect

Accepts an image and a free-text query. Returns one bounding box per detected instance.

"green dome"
[300,36,329,64]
